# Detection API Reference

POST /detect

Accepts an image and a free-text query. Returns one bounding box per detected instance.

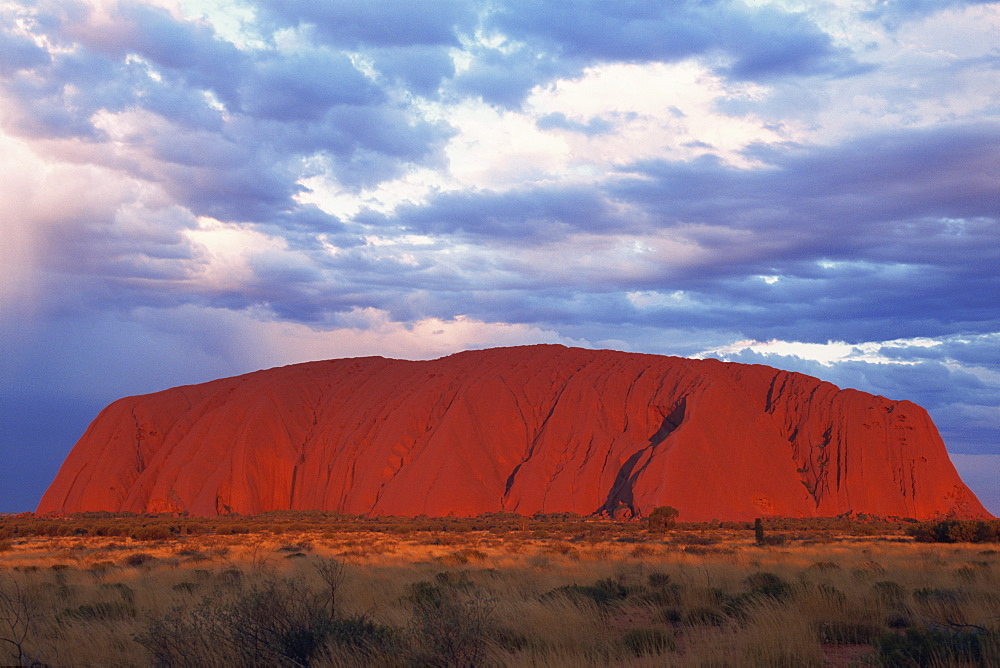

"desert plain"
[2,513,998,667]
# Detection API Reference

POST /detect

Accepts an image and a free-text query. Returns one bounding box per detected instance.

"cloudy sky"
[1,0,997,514]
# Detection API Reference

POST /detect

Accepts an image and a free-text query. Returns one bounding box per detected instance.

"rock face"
[38,345,990,520]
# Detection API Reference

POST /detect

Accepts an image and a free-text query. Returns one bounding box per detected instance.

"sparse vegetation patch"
[0,513,997,665]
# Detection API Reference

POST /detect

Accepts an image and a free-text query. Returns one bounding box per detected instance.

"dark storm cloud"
[258,0,474,97]
[0,0,452,246]
[240,50,384,121]
[632,173,996,340]
[0,303,274,511]
[615,123,1000,269]
[367,45,457,96]
[356,120,1000,344]
[461,0,866,106]
[711,346,995,410]
[259,0,476,48]
[0,393,106,514]
[451,44,567,108]
[49,0,247,107]
[875,334,1000,372]
[621,123,1000,230]
[388,185,621,240]
[44,205,200,283]
[616,261,998,346]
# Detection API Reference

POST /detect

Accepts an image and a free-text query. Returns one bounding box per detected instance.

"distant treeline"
[906,519,1000,543]
[0,509,934,541]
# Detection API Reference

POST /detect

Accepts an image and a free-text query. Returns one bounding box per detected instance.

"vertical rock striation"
[37,345,990,520]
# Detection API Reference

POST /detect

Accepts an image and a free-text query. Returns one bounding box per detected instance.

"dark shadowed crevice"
[503,463,523,498]
[599,398,686,515]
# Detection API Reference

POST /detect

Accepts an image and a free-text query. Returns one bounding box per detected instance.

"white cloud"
[627,290,689,309]
[529,61,783,168]
[300,59,788,219]
[182,217,290,292]
[774,2,1000,142]
[433,97,571,189]
[698,336,943,366]
[255,307,589,363]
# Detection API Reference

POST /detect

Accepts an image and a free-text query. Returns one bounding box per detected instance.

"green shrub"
[647,506,679,532]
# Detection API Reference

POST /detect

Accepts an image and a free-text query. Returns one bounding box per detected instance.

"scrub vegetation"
[1,512,998,666]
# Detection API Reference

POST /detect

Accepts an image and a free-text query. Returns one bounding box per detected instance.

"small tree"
[647,506,679,532]
[0,574,37,667]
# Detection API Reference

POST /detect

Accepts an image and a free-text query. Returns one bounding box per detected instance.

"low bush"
[743,572,794,601]
[62,601,135,623]
[872,580,906,605]
[816,619,881,644]
[544,577,641,608]
[875,627,998,666]
[408,576,504,666]
[123,553,156,568]
[138,573,345,666]
[130,525,173,541]
[619,627,676,656]
[907,519,1000,543]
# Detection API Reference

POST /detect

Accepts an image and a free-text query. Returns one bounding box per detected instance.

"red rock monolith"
[37,345,991,520]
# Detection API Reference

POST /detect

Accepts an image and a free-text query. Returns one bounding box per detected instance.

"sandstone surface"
[37,345,990,520]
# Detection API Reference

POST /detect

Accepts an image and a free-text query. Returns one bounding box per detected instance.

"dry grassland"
[1,524,998,666]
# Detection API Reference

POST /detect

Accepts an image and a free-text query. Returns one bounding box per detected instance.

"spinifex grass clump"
[876,626,1000,666]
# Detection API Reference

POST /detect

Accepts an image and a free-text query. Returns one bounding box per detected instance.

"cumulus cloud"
[259,0,475,48]
[458,0,867,107]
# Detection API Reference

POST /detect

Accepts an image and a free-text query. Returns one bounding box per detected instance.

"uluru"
[37,345,990,521]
